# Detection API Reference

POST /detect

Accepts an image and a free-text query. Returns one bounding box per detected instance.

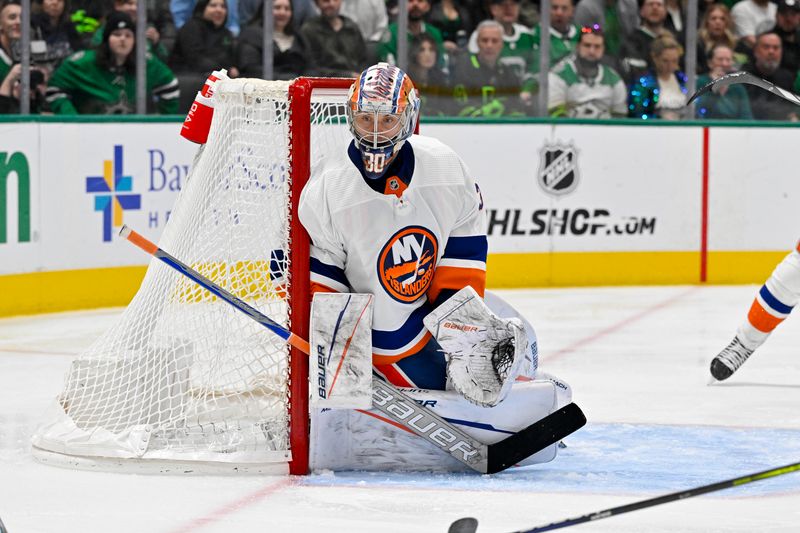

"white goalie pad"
[310,293,374,409]
[310,377,570,472]
[423,287,528,407]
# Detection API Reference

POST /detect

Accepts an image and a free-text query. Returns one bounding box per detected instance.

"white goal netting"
[32,79,352,473]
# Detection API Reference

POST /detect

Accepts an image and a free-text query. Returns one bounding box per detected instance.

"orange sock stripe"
[747,300,785,333]
[427,266,486,303]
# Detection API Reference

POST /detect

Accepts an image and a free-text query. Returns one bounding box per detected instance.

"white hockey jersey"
[298,135,488,370]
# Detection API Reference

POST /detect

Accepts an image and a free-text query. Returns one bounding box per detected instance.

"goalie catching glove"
[423,287,528,407]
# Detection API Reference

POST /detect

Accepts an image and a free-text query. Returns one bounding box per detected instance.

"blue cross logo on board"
[85,145,141,242]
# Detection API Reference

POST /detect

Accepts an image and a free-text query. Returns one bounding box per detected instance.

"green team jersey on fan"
[467,23,536,81]
[524,23,581,93]
[47,49,179,114]
[0,48,11,83]
[548,57,627,118]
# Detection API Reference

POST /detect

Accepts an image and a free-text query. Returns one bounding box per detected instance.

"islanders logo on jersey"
[378,226,439,303]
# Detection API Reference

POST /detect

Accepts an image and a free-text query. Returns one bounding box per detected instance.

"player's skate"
[710,335,754,381]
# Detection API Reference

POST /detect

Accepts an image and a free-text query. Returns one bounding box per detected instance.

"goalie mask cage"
[31,77,354,475]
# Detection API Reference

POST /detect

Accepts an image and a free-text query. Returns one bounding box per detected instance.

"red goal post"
[287,77,354,474]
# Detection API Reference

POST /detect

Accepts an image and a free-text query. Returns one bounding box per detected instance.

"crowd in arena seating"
[2,0,800,119]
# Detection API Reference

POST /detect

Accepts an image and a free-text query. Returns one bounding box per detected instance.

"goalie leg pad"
[309,378,567,472]
[424,287,528,407]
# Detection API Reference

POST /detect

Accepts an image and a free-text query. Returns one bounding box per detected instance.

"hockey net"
[31,78,354,474]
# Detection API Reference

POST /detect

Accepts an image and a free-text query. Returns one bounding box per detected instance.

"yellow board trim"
[706,251,789,284]
[487,251,701,287]
[0,266,147,318]
[0,250,792,318]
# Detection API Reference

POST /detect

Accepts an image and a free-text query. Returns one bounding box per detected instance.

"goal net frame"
[31,77,355,476]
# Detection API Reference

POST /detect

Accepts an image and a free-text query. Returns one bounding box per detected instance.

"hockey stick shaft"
[120,225,583,473]
[516,460,800,532]
[121,225,308,352]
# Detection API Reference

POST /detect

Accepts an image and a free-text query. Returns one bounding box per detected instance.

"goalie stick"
[447,460,800,532]
[119,225,586,475]
[687,71,800,107]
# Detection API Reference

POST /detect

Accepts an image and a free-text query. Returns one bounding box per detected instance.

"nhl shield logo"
[537,142,579,197]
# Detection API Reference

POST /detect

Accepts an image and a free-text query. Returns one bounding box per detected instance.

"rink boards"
[1,119,798,316]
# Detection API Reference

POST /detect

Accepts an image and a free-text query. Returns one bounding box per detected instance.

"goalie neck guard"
[346,63,420,180]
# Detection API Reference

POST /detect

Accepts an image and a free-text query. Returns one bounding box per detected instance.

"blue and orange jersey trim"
[309,257,350,294]
[372,303,433,365]
[428,235,487,303]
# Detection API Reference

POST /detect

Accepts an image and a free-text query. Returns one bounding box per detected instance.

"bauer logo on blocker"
[538,142,579,197]
[378,226,438,303]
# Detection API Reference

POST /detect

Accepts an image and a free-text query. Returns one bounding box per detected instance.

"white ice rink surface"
[1,285,798,533]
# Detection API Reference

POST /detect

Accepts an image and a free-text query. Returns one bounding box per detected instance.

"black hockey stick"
[448,460,800,532]
[120,225,586,474]
[687,71,800,107]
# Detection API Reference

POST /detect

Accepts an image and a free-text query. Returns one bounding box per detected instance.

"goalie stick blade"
[687,71,800,107]
[448,517,479,533]
[486,403,586,475]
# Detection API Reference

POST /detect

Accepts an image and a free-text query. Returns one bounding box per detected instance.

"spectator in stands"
[696,4,745,73]
[694,44,753,119]
[530,0,581,70]
[238,0,311,79]
[171,0,240,35]
[467,0,534,83]
[731,0,776,49]
[170,0,238,78]
[768,0,800,73]
[378,0,446,66]
[301,0,366,77]
[743,31,798,120]
[46,11,179,114]
[523,0,580,100]
[408,32,451,115]
[619,0,672,83]
[0,63,49,112]
[341,0,388,44]
[31,0,84,69]
[91,0,175,63]
[574,0,639,56]
[628,34,687,119]
[548,24,627,118]
[663,0,685,40]
[0,0,21,81]
[428,0,474,54]
[451,20,526,116]
[240,0,317,31]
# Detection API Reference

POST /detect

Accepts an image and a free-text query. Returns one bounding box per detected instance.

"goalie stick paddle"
[448,460,800,532]
[687,71,800,107]
[119,225,585,474]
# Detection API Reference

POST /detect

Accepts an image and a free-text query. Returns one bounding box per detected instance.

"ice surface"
[1,286,798,533]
